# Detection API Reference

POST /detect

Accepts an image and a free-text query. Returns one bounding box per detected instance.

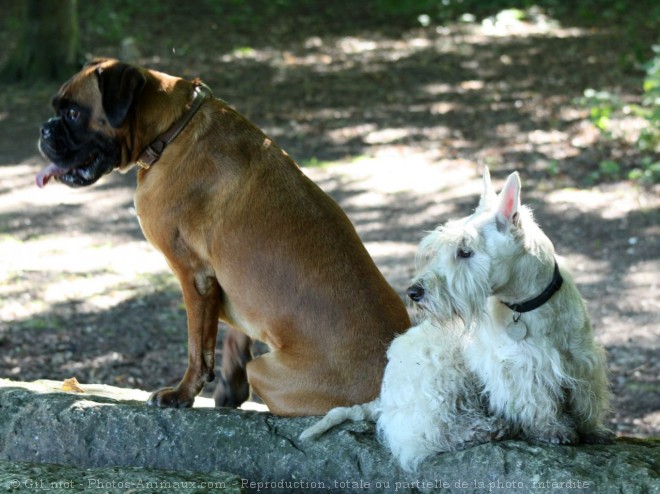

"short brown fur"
[52,60,410,415]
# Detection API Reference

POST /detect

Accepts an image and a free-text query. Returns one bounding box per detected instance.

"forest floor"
[0,4,658,437]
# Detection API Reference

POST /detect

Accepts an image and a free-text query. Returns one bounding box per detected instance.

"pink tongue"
[36,163,70,188]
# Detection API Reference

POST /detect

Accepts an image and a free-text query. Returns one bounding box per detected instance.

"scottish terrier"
[302,168,613,470]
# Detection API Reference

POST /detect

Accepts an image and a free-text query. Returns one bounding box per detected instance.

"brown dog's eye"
[66,108,81,122]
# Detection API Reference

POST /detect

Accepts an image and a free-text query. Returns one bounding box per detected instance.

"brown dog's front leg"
[148,273,221,408]
[214,328,252,408]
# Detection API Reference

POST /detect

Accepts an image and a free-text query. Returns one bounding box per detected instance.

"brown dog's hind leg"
[247,352,352,416]
[214,328,252,408]
[148,271,221,408]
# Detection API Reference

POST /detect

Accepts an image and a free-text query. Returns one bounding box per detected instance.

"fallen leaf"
[61,377,85,393]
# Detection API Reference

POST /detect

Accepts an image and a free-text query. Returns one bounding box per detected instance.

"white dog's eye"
[456,248,473,259]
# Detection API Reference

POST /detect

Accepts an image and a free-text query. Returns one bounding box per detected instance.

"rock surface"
[0,380,658,493]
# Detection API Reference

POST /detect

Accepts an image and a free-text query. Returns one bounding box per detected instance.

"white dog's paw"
[527,424,579,445]
[579,426,616,445]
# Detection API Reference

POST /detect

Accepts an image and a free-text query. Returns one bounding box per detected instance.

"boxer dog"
[37,59,410,415]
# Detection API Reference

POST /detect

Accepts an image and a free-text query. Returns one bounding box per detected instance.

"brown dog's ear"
[95,62,146,128]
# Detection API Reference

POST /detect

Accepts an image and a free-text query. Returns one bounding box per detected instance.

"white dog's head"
[407,167,555,327]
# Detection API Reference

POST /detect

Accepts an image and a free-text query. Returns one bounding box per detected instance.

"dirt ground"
[0,6,658,438]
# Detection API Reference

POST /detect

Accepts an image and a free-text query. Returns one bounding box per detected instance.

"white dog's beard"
[415,272,490,330]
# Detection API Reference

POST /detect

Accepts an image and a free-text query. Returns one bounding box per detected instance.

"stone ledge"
[0,380,658,493]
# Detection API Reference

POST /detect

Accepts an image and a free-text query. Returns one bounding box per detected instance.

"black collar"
[501,261,563,314]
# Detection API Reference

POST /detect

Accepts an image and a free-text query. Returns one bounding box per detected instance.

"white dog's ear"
[477,166,498,212]
[495,172,521,232]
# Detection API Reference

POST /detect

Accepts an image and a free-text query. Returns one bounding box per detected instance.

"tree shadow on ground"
[0,4,657,437]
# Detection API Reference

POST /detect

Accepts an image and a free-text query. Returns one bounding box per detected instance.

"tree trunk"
[1,0,80,82]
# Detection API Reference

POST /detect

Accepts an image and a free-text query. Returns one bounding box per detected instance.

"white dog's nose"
[407,284,425,302]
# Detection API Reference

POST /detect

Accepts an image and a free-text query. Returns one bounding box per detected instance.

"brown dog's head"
[37,59,147,188]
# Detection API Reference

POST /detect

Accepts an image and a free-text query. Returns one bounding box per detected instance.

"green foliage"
[584,160,619,185]
[79,0,170,43]
[586,157,660,185]
[637,46,660,153]
[629,157,660,184]
[598,160,621,178]
[546,160,560,176]
[580,45,660,185]
[581,89,617,134]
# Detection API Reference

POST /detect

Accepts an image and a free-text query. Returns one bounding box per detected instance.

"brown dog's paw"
[214,375,249,408]
[147,387,195,408]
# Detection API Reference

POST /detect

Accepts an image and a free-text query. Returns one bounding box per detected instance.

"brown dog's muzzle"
[37,115,120,188]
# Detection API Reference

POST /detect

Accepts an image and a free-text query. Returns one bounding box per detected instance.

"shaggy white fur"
[300,319,507,470]
[414,169,613,445]
[301,168,613,470]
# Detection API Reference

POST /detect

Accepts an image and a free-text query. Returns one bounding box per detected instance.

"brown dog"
[37,59,411,416]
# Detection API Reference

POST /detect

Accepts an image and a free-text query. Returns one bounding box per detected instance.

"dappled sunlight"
[212,12,590,96]
[0,159,171,322]
[218,32,437,73]
[40,265,166,310]
[364,240,417,258]
[561,253,610,280]
[188,9,650,192]
[0,2,657,437]
[546,186,656,219]
[305,153,475,198]
[0,238,172,320]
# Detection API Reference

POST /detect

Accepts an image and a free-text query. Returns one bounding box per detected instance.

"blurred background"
[0,0,658,438]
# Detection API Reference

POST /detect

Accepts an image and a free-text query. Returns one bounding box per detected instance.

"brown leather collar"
[136,82,212,169]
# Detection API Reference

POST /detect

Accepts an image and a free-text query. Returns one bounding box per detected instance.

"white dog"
[301,168,613,470]
[301,317,507,471]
